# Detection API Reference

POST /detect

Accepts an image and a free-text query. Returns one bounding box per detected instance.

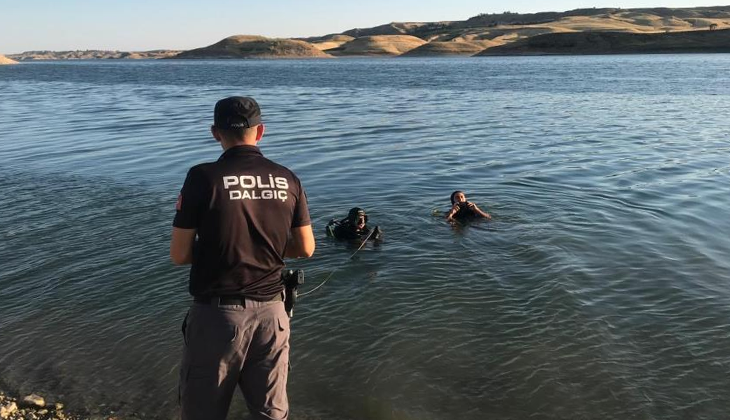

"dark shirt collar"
[218,145,263,161]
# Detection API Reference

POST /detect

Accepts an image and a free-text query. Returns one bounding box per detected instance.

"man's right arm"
[445,203,460,221]
[285,224,315,258]
[171,166,208,264]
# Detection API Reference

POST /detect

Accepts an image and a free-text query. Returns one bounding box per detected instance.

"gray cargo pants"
[180,298,290,420]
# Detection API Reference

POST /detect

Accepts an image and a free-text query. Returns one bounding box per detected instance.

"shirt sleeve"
[291,179,311,228]
[173,166,210,229]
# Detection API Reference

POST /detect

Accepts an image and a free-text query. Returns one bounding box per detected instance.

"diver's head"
[450,191,466,205]
[347,207,368,229]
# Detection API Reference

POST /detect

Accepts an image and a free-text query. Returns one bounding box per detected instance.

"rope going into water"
[298,229,375,298]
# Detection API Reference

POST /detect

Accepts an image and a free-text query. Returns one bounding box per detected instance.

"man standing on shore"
[170,96,315,420]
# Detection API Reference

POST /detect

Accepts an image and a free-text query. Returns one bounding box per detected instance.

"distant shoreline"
[7,50,730,62]
[6,6,730,59]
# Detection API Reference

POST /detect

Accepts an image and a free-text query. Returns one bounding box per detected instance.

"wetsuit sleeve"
[173,167,210,229]
[292,180,311,228]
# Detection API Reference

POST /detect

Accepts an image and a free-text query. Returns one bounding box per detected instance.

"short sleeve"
[173,166,210,229]
[291,180,311,228]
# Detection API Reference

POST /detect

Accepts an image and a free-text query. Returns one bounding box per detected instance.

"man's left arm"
[170,228,196,265]
[284,178,315,259]
[469,203,492,220]
[284,225,315,258]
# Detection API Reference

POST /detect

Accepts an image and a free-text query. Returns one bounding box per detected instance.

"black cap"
[214,96,261,129]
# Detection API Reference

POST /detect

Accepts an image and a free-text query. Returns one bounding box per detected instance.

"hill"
[343,22,440,38]
[173,35,331,59]
[326,35,427,56]
[0,54,18,64]
[402,40,497,56]
[292,6,730,56]
[337,6,730,40]
[476,28,730,55]
[9,6,730,59]
[310,35,355,51]
[8,50,179,60]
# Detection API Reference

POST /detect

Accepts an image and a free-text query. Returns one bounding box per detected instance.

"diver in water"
[327,207,383,241]
[446,191,492,222]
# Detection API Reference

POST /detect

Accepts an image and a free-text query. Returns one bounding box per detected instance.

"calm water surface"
[1,56,729,419]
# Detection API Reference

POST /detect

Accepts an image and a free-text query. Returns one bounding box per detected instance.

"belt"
[194,293,283,307]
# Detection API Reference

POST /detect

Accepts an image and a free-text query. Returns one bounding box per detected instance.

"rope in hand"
[298,228,375,298]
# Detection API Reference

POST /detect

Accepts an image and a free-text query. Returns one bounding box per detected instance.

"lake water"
[1,56,729,420]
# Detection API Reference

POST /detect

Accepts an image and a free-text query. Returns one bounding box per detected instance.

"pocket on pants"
[277,315,289,332]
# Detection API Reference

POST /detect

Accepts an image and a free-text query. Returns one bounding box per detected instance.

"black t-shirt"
[173,145,311,300]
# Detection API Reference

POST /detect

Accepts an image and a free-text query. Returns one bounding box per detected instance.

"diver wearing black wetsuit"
[327,207,382,241]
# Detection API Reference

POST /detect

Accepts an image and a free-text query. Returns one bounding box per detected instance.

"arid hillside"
[310,35,355,51]
[8,50,179,60]
[477,28,730,55]
[301,6,730,56]
[402,40,497,56]
[326,35,427,56]
[173,35,331,59]
[10,6,730,59]
[0,54,18,64]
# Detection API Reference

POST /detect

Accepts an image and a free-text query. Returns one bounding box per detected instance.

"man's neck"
[221,139,258,151]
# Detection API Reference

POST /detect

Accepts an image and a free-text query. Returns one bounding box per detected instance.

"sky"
[0,0,726,54]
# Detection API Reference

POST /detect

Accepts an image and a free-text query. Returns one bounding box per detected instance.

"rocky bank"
[0,392,75,420]
[0,391,128,420]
